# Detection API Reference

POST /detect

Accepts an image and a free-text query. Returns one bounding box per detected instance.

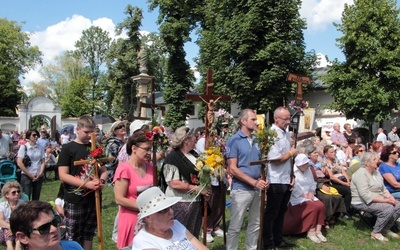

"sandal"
[383,230,400,239]
[307,233,321,243]
[316,233,327,242]
[371,233,388,242]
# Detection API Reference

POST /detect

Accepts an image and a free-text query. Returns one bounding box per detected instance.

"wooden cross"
[249,131,314,250]
[186,69,231,148]
[73,133,114,250]
[287,72,311,101]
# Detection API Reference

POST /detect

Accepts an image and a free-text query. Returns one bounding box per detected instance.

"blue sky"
[0,0,359,84]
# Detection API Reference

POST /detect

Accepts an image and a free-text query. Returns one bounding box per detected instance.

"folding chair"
[44,164,57,181]
[352,208,376,229]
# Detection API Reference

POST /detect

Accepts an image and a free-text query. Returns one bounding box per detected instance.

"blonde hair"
[2,181,22,197]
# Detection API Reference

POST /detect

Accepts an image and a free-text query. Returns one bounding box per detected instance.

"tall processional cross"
[186,69,231,148]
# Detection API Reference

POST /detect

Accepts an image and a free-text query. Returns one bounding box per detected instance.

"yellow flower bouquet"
[194,146,226,187]
[255,125,279,158]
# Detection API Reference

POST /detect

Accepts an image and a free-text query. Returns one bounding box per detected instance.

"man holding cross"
[225,109,268,250]
[58,115,108,250]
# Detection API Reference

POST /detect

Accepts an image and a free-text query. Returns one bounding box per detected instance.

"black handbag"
[22,145,31,167]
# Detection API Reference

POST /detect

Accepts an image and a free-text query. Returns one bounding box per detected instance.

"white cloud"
[315,53,332,68]
[23,14,125,86]
[301,0,354,31]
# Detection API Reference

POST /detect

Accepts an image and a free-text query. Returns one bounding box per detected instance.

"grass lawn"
[27,175,400,250]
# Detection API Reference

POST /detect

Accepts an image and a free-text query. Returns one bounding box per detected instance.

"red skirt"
[283,200,325,235]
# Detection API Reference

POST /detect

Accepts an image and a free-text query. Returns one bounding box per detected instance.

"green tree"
[106,5,142,118]
[26,81,49,98]
[75,26,111,116]
[0,18,42,116]
[141,32,168,91]
[27,51,92,117]
[149,0,197,129]
[196,0,315,114]
[325,0,400,128]
[60,75,92,117]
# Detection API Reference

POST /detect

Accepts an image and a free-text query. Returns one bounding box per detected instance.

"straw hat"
[137,187,181,220]
[110,120,127,134]
[170,126,193,148]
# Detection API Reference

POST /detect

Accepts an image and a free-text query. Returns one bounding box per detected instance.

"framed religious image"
[299,108,316,133]
[256,114,265,130]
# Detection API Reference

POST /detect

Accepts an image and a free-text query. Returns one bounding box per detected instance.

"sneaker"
[206,233,214,243]
[213,229,224,237]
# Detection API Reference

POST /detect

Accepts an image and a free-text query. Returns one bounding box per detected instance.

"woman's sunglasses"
[29,215,62,235]
[115,125,125,130]
[10,190,20,195]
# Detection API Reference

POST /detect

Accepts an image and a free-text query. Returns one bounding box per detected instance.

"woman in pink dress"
[113,130,154,249]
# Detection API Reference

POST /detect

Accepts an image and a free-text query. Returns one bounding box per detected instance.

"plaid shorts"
[64,201,97,242]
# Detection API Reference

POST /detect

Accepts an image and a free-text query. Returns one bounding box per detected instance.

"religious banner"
[298,108,316,133]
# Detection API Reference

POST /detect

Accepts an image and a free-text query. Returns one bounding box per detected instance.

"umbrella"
[61,125,74,134]
[92,114,116,125]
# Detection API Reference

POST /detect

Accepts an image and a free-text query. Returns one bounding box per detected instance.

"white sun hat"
[137,187,181,220]
[130,120,145,133]
[294,153,310,167]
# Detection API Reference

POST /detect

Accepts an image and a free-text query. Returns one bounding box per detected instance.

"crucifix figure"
[186,69,231,148]
[287,72,311,101]
[73,133,114,250]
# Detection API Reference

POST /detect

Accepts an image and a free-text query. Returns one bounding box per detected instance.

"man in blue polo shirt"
[225,109,269,250]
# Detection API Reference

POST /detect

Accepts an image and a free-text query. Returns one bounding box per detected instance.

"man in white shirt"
[376,128,387,145]
[263,107,298,250]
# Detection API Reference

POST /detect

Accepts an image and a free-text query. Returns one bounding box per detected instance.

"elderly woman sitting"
[132,187,208,250]
[351,152,400,242]
[283,154,327,244]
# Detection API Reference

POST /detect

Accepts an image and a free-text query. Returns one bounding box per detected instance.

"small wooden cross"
[73,133,114,250]
[287,72,311,101]
[186,69,231,148]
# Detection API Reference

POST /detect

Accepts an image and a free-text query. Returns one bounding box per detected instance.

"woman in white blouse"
[16,129,45,200]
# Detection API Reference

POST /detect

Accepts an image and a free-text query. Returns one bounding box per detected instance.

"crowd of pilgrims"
[1,117,400,249]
